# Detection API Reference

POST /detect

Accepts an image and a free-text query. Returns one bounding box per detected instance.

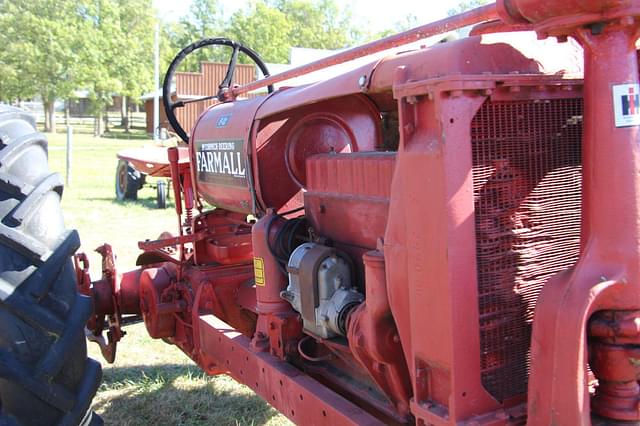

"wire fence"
[34,112,149,139]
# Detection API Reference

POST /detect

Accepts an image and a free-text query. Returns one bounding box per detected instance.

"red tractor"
[2,1,640,424]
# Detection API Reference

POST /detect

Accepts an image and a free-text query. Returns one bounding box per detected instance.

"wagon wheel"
[162,38,273,144]
[115,159,141,201]
[156,180,168,209]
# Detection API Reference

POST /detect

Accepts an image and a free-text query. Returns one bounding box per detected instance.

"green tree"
[173,0,228,71]
[225,0,359,64]
[112,0,155,131]
[78,0,122,136]
[227,2,293,63]
[272,0,356,49]
[0,54,29,104]
[368,13,419,40]
[181,0,223,40]
[160,0,362,80]
[79,0,155,135]
[161,21,187,72]
[0,0,86,132]
[0,0,155,134]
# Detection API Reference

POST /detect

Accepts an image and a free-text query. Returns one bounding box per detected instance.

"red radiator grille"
[471,98,583,401]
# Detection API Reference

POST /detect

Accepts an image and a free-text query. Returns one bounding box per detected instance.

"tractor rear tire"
[0,106,102,425]
[115,159,140,201]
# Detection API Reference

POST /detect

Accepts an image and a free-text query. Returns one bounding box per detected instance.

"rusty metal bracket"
[74,244,125,363]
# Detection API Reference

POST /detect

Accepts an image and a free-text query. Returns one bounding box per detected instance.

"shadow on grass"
[95,363,284,426]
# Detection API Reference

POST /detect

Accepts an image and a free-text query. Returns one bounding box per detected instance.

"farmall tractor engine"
[6,0,640,425]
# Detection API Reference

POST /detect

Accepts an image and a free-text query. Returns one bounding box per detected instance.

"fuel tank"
[190,92,382,215]
[190,97,264,213]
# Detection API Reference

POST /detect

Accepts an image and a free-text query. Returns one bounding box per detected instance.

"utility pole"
[66,125,72,187]
[153,22,160,141]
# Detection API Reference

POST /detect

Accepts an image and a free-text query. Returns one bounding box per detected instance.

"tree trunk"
[47,101,56,134]
[43,101,50,133]
[120,96,126,123]
[121,96,130,133]
[104,108,109,133]
[95,110,104,137]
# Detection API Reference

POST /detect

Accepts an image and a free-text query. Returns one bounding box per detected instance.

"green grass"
[48,133,176,275]
[46,132,291,426]
[88,323,288,426]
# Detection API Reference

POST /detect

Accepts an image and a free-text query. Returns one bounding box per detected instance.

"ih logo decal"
[216,114,231,128]
[613,83,640,127]
[623,86,640,115]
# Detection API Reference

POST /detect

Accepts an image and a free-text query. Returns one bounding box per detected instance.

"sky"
[153,0,462,34]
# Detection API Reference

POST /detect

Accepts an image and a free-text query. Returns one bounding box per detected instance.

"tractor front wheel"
[0,106,102,425]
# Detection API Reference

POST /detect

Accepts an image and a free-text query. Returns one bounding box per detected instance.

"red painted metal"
[168,147,184,222]
[76,244,131,363]
[249,210,304,361]
[190,92,382,216]
[76,2,640,425]
[285,113,355,188]
[190,97,266,214]
[192,209,253,265]
[347,249,412,420]
[117,146,189,178]
[492,2,640,424]
[252,95,381,214]
[253,31,583,122]
[498,0,640,35]
[139,266,180,339]
[166,145,198,270]
[305,152,395,251]
[469,20,533,36]
[471,96,582,402]
[589,310,640,420]
[385,69,584,424]
[251,210,290,315]
[198,314,384,425]
[138,231,203,252]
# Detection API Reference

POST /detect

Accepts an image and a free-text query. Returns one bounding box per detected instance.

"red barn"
[143,62,256,135]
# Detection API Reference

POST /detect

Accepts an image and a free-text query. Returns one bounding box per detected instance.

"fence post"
[66,125,72,187]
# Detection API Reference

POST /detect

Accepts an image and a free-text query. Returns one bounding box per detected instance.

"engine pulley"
[282,243,363,339]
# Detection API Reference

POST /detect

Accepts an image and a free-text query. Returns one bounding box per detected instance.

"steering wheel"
[162,38,273,143]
